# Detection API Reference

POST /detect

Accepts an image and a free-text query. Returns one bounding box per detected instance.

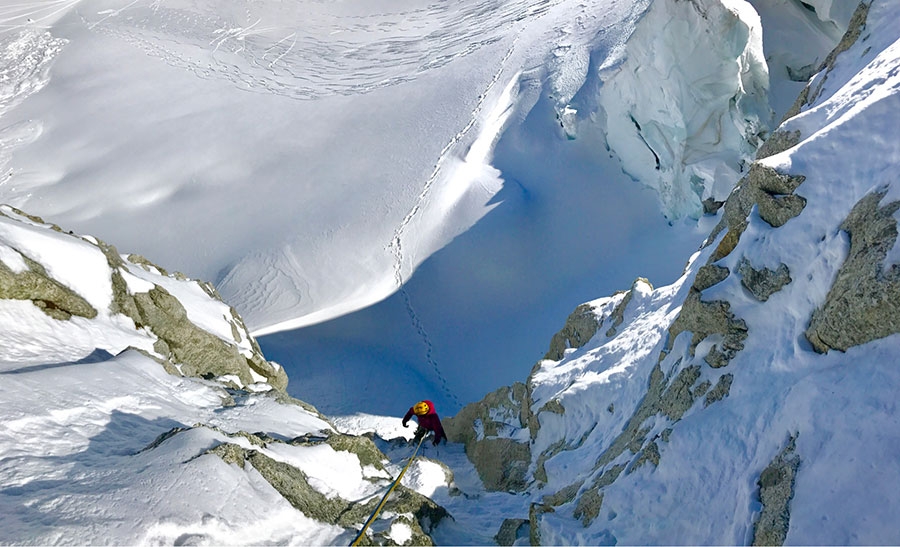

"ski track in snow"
[0,1,82,35]
[76,0,560,101]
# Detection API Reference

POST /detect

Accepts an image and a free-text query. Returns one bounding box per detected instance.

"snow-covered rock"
[447,1,900,543]
[2,0,899,543]
[0,206,455,545]
[0,205,285,390]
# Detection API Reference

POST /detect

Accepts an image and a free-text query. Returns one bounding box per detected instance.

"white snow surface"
[2,0,899,544]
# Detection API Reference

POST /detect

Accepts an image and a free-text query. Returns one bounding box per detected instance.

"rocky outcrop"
[544,281,650,362]
[529,503,555,546]
[704,373,733,407]
[738,258,792,302]
[443,383,533,492]
[125,283,285,389]
[0,254,98,320]
[605,280,650,337]
[707,163,807,262]
[752,435,801,546]
[0,205,287,390]
[445,281,658,493]
[756,130,802,159]
[247,445,442,545]
[446,275,749,503]
[102,245,287,390]
[806,190,900,352]
[495,518,529,546]
[145,425,450,546]
[665,289,748,369]
[544,303,604,360]
[0,207,98,320]
[692,264,730,292]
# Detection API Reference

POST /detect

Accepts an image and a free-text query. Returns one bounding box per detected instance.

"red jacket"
[402,400,446,445]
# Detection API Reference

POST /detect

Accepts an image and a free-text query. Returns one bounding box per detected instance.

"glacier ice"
[599,0,773,219]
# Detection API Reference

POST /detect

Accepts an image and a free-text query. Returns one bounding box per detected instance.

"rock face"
[119,277,285,390]
[665,289,748,369]
[0,254,97,321]
[495,518,529,546]
[707,163,807,262]
[440,4,894,543]
[806,189,900,352]
[544,303,604,360]
[444,281,654,494]
[738,258,792,302]
[752,436,801,546]
[756,129,802,159]
[443,383,533,492]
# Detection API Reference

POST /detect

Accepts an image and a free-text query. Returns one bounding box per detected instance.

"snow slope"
[1,350,344,545]
[256,0,850,416]
[2,0,618,333]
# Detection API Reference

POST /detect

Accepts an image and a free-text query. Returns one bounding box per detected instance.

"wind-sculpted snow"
[0,348,364,545]
[0,28,66,196]
[0,30,65,116]
[0,0,763,419]
[80,0,557,100]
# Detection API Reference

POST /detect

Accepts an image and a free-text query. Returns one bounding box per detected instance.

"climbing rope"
[349,435,427,546]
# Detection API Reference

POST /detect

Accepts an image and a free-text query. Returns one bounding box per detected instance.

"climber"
[402,400,446,446]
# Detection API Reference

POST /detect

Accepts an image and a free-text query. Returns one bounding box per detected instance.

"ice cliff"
[599,0,772,219]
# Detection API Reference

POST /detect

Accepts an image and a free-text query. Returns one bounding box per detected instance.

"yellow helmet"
[413,401,430,416]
